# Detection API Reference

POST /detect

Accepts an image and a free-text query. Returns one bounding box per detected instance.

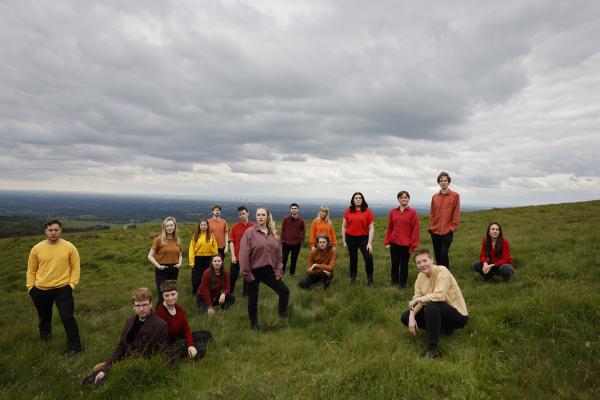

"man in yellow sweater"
[27,219,82,353]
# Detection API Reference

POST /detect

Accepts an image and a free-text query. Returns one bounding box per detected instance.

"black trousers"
[247,266,290,326]
[29,285,81,351]
[282,243,302,275]
[230,262,248,295]
[430,231,454,269]
[191,256,212,296]
[389,244,410,286]
[196,293,236,313]
[346,234,373,281]
[472,261,514,281]
[298,272,331,289]
[217,247,226,260]
[169,331,209,360]
[155,264,179,305]
[401,302,468,346]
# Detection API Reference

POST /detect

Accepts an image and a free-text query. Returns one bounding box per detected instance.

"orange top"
[429,190,460,235]
[309,219,337,247]
[306,247,336,276]
[208,218,228,248]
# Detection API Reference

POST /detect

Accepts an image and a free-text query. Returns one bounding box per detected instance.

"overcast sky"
[1,0,599,207]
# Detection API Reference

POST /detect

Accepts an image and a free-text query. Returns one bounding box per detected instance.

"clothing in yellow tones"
[412,264,468,316]
[27,239,80,291]
[188,232,218,266]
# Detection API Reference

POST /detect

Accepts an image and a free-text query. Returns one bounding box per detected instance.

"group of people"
[25,171,518,382]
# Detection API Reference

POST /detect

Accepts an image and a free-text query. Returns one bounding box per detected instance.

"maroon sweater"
[280,215,305,245]
[155,303,195,348]
[198,268,231,306]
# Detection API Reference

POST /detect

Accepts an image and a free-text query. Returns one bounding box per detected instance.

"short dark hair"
[290,202,299,208]
[237,205,248,213]
[160,279,178,294]
[212,204,222,211]
[413,248,433,261]
[437,171,451,184]
[44,218,62,229]
[397,191,410,199]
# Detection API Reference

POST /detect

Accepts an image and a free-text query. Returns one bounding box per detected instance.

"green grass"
[1,200,599,399]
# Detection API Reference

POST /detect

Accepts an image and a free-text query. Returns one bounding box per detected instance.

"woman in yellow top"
[188,220,218,296]
[148,216,182,305]
[309,205,337,251]
[400,248,468,358]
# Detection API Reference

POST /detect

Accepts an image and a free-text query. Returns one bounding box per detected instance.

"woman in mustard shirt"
[148,216,182,305]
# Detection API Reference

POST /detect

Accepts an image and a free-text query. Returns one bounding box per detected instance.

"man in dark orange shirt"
[428,172,460,269]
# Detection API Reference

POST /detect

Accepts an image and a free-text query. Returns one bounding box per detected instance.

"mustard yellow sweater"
[27,239,80,291]
[188,232,218,266]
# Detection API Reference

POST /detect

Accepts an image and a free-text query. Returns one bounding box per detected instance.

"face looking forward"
[256,208,268,227]
[438,176,450,191]
[133,300,152,319]
[489,224,501,239]
[164,220,175,235]
[162,290,179,308]
[353,194,363,208]
[44,223,62,243]
[398,193,410,208]
[290,205,299,217]
[238,209,249,223]
[415,253,434,276]
[317,237,328,250]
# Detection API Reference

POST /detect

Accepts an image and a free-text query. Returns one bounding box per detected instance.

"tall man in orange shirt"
[428,172,460,269]
[27,219,82,353]
[209,204,229,260]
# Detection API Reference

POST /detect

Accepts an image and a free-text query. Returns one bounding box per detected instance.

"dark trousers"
[217,247,226,260]
[29,285,81,351]
[191,256,212,296]
[401,302,468,346]
[230,261,248,295]
[472,261,514,281]
[282,243,302,275]
[169,331,210,360]
[346,234,374,282]
[389,244,410,286]
[430,231,454,269]
[247,266,290,326]
[155,264,179,305]
[298,272,331,289]
[196,293,236,313]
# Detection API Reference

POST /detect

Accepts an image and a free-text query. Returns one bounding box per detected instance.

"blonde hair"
[314,205,332,225]
[257,207,278,239]
[160,216,181,246]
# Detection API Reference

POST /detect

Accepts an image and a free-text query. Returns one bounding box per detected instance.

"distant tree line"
[0,216,111,238]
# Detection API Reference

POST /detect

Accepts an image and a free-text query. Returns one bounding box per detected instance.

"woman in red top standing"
[342,192,375,286]
[197,254,236,315]
[472,222,515,282]
[384,191,420,288]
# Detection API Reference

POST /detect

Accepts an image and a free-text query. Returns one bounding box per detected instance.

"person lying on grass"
[400,248,469,358]
[196,254,236,315]
[299,233,336,290]
[472,222,515,282]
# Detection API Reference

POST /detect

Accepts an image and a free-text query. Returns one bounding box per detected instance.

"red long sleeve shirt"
[155,303,195,348]
[383,207,420,252]
[280,215,305,245]
[480,238,514,267]
[197,268,231,306]
[429,189,460,235]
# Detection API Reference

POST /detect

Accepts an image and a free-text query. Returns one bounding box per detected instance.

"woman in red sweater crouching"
[155,280,208,360]
[196,254,236,315]
[472,222,515,282]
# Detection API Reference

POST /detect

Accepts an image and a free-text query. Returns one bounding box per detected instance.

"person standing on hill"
[209,204,229,260]
[280,203,305,276]
[472,222,515,282]
[342,192,375,286]
[228,205,254,295]
[429,172,460,269]
[384,191,420,288]
[26,218,82,353]
[188,220,218,296]
[148,216,183,305]
[309,205,337,252]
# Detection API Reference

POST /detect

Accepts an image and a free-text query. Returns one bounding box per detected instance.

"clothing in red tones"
[480,238,514,267]
[429,189,460,235]
[155,303,195,348]
[197,268,231,307]
[383,207,420,252]
[306,247,336,276]
[309,219,337,247]
[239,226,283,281]
[343,208,375,236]
[280,215,305,245]
[229,220,255,259]
[208,218,228,248]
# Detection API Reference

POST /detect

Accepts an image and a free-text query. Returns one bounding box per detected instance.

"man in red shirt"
[228,205,254,295]
[280,203,306,276]
[429,172,460,269]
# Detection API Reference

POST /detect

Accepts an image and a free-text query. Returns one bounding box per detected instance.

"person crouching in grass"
[400,248,469,358]
[299,233,336,290]
[196,254,236,315]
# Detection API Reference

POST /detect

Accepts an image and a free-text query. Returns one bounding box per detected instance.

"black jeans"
[472,261,514,281]
[29,285,81,351]
[169,331,209,360]
[155,264,179,305]
[430,231,454,269]
[217,247,226,260]
[401,302,468,346]
[346,234,373,282]
[298,272,331,289]
[196,293,236,313]
[230,262,248,295]
[282,243,302,275]
[247,266,290,326]
[191,256,212,296]
[389,244,410,286]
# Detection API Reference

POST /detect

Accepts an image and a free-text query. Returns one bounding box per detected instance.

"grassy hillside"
[1,200,598,399]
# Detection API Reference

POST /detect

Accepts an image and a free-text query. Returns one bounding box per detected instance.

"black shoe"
[323,279,331,290]
[421,347,442,358]
[250,323,259,332]
[504,272,513,283]
[399,283,407,289]
[367,279,374,287]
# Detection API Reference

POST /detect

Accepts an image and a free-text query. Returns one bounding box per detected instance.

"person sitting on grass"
[299,233,336,290]
[156,280,209,359]
[196,254,236,315]
[87,288,168,385]
[401,248,469,358]
[472,222,515,282]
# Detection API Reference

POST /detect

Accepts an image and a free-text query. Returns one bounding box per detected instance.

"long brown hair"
[484,222,504,260]
[209,254,226,290]
[193,219,211,243]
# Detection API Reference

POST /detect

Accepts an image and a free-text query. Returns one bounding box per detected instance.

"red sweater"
[198,268,231,306]
[343,208,374,236]
[480,238,514,267]
[383,207,420,252]
[155,303,195,348]
[280,215,305,245]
